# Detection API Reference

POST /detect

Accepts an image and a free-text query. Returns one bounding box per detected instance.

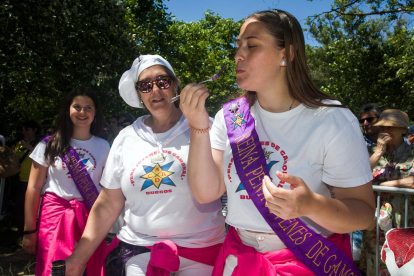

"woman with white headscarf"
[63,55,226,276]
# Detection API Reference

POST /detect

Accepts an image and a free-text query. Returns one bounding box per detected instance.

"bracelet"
[187,123,211,133]
[22,229,37,235]
[51,260,66,276]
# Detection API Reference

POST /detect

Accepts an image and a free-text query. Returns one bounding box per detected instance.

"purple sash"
[223,98,360,276]
[43,136,99,210]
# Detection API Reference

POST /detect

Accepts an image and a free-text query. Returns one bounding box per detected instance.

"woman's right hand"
[65,255,87,276]
[376,132,391,155]
[22,233,38,255]
[179,83,210,129]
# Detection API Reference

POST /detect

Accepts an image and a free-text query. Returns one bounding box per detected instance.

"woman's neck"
[146,108,183,133]
[72,127,93,140]
[256,88,297,113]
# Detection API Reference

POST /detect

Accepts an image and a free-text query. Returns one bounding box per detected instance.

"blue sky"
[164,0,336,46]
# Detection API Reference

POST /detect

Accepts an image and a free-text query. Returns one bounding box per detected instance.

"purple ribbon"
[43,136,99,210]
[223,98,360,276]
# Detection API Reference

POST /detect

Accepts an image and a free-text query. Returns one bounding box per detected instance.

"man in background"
[359,103,383,146]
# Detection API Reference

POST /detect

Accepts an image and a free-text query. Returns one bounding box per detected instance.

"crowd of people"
[0,8,413,276]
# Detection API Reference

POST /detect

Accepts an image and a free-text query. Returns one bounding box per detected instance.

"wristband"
[51,260,66,276]
[22,229,37,235]
[187,123,211,133]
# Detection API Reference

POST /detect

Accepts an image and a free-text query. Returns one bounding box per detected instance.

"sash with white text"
[223,98,360,276]
[43,136,99,210]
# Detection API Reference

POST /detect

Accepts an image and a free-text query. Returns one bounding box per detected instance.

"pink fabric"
[146,240,180,276]
[212,227,352,276]
[35,192,107,276]
[107,236,222,275]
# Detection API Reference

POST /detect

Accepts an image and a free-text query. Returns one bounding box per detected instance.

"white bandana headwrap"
[118,55,176,108]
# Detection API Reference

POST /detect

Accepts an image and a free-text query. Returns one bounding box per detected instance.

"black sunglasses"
[136,76,172,93]
[359,117,377,124]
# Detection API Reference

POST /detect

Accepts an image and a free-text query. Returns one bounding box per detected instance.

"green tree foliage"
[0,0,172,137]
[305,0,414,117]
[307,0,413,19]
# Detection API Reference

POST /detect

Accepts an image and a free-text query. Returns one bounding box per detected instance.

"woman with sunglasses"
[63,55,225,276]
[359,109,414,276]
[22,86,110,276]
[180,10,376,275]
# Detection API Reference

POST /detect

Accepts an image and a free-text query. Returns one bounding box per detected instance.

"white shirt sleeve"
[210,109,228,151]
[322,118,373,187]
[29,141,48,167]
[100,137,122,189]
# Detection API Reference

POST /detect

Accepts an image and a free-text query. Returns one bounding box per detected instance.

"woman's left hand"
[262,171,317,219]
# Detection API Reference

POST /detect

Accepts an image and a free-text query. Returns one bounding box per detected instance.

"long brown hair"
[241,10,342,108]
[44,86,103,165]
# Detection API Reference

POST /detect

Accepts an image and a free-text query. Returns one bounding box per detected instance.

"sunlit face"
[69,96,96,130]
[234,18,285,93]
[407,133,414,145]
[379,126,406,143]
[137,65,177,114]
[22,127,36,141]
[360,110,379,137]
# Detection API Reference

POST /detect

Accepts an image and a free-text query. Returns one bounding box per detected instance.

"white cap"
[118,55,176,108]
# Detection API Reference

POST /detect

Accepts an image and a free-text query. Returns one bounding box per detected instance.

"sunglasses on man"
[359,117,377,124]
[136,76,172,93]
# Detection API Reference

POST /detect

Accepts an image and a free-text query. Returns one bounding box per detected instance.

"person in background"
[12,120,41,236]
[404,125,414,145]
[119,113,135,130]
[180,9,375,275]
[360,109,414,276]
[45,126,56,137]
[0,134,5,147]
[99,123,111,140]
[107,114,121,147]
[359,103,383,147]
[352,103,382,262]
[22,86,110,276]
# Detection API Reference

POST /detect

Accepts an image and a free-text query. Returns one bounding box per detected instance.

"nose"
[234,48,244,64]
[151,80,161,93]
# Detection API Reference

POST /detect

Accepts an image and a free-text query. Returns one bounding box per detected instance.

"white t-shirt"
[30,136,110,201]
[101,115,226,248]
[210,100,372,236]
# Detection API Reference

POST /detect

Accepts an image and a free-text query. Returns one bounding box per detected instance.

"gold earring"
[140,99,143,104]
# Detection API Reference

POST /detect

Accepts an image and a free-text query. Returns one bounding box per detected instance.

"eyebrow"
[140,74,169,81]
[235,36,261,43]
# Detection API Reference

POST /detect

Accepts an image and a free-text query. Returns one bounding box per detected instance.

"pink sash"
[107,236,222,275]
[212,227,352,276]
[35,192,107,276]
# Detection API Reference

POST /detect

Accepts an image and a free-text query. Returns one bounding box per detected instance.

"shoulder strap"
[19,149,31,164]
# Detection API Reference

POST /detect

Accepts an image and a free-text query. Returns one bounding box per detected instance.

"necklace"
[289,99,295,110]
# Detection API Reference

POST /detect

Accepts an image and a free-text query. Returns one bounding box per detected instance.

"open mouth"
[77,117,89,121]
[152,98,164,103]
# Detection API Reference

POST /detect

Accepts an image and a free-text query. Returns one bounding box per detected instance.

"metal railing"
[372,185,414,276]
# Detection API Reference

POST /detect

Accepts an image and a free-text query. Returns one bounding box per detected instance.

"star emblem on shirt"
[140,161,176,190]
